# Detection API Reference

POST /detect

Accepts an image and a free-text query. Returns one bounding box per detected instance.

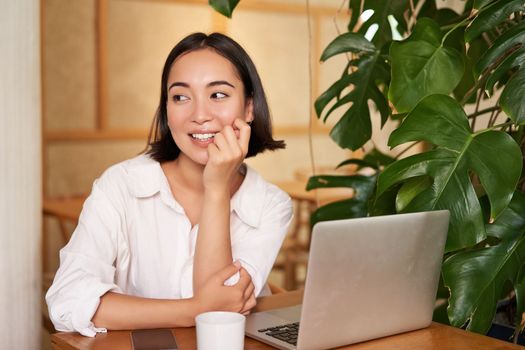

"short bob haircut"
[146,32,285,162]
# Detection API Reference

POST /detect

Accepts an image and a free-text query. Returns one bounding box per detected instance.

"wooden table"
[274,180,352,206]
[51,290,523,350]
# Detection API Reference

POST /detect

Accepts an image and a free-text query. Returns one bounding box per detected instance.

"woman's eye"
[211,92,228,100]
[172,95,189,102]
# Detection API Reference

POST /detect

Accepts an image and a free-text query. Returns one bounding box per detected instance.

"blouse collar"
[125,154,266,228]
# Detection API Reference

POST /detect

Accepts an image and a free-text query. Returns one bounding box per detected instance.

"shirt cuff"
[72,282,119,337]
[50,281,121,337]
[233,259,264,296]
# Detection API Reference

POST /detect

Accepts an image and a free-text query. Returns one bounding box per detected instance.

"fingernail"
[233,260,241,268]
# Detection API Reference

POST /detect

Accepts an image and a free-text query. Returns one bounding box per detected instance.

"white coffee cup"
[195,311,246,350]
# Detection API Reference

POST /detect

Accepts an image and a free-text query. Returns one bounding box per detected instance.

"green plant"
[210,0,525,338]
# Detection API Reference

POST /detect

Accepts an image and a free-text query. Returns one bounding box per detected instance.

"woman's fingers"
[243,282,255,300]
[206,119,251,169]
[214,261,242,284]
[240,282,256,313]
[241,293,257,314]
[208,126,242,163]
[237,267,252,290]
[233,118,251,155]
[221,126,243,157]
[211,132,229,155]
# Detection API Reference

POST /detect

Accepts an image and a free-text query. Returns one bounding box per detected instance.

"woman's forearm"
[92,292,200,330]
[193,188,233,292]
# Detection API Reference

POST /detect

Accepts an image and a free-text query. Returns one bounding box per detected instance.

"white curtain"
[0,0,41,348]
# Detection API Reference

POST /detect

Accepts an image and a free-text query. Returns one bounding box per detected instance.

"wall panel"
[107,0,212,129]
[230,10,310,126]
[47,140,146,197]
[44,0,97,130]
[42,0,360,280]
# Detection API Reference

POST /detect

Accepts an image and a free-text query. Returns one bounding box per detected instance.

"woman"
[46,32,293,337]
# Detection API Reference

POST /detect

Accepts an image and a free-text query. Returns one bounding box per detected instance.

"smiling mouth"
[191,133,216,141]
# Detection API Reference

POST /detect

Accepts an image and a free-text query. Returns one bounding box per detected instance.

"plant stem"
[471,90,483,130]
[491,121,514,130]
[407,0,425,33]
[395,141,421,159]
[482,32,493,47]
[334,0,351,63]
[489,109,502,127]
[467,106,500,119]
[441,15,472,45]
[473,121,514,136]
[440,12,471,31]
[352,0,365,32]
[306,0,319,207]
[459,47,517,106]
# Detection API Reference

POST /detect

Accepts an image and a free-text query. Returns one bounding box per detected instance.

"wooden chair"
[42,195,87,333]
[273,166,357,290]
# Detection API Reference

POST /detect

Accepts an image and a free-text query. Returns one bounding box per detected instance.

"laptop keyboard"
[258,322,300,346]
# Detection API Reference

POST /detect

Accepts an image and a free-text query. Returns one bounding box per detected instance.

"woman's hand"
[193,261,257,315]
[203,118,251,192]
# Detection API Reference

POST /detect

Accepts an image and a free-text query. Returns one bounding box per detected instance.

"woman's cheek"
[215,107,238,125]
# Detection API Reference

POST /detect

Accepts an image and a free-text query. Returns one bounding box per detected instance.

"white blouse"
[46,154,293,337]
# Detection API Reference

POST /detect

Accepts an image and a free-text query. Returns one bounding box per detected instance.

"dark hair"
[146,32,285,162]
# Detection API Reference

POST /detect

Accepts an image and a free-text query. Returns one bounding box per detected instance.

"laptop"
[245,210,450,350]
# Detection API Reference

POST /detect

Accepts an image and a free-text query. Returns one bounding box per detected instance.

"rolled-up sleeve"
[232,190,293,296]
[46,175,123,336]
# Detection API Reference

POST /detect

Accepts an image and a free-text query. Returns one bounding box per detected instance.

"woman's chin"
[176,151,208,167]
[192,154,209,166]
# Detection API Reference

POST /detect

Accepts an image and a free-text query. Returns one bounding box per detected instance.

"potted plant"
[210,0,525,339]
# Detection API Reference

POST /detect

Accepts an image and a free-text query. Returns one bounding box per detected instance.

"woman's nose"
[191,98,213,124]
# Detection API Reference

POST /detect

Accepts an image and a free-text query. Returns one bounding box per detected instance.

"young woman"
[46,32,293,337]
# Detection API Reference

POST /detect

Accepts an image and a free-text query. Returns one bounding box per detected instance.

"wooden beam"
[144,0,340,16]
[95,0,109,130]
[43,124,331,142]
[44,129,150,142]
[40,0,47,198]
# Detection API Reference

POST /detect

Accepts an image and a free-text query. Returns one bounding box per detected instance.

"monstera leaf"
[465,0,525,42]
[315,33,390,150]
[306,174,376,226]
[336,148,395,171]
[208,0,239,18]
[348,0,409,48]
[389,18,464,113]
[443,191,525,333]
[376,94,522,252]
[500,69,525,125]
[515,263,525,336]
[473,0,498,9]
[319,32,376,59]
[485,47,525,93]
[475,21,525,76]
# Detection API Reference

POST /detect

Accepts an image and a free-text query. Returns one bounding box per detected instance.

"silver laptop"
[246,210,450,350]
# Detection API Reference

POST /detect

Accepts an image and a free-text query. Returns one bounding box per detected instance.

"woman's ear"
[245,98,254,124]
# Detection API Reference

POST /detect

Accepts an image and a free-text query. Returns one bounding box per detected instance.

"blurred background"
[42,0,365,294]
[40,1,359,345]
[1,0,470,348]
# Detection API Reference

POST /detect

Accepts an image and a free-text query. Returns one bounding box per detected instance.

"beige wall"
[42,0,364,271]
[1,0,41,347]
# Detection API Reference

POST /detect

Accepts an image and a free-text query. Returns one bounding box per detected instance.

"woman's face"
[166,48,253,166]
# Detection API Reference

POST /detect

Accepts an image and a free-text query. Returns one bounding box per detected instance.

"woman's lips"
[190,133,216,148]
